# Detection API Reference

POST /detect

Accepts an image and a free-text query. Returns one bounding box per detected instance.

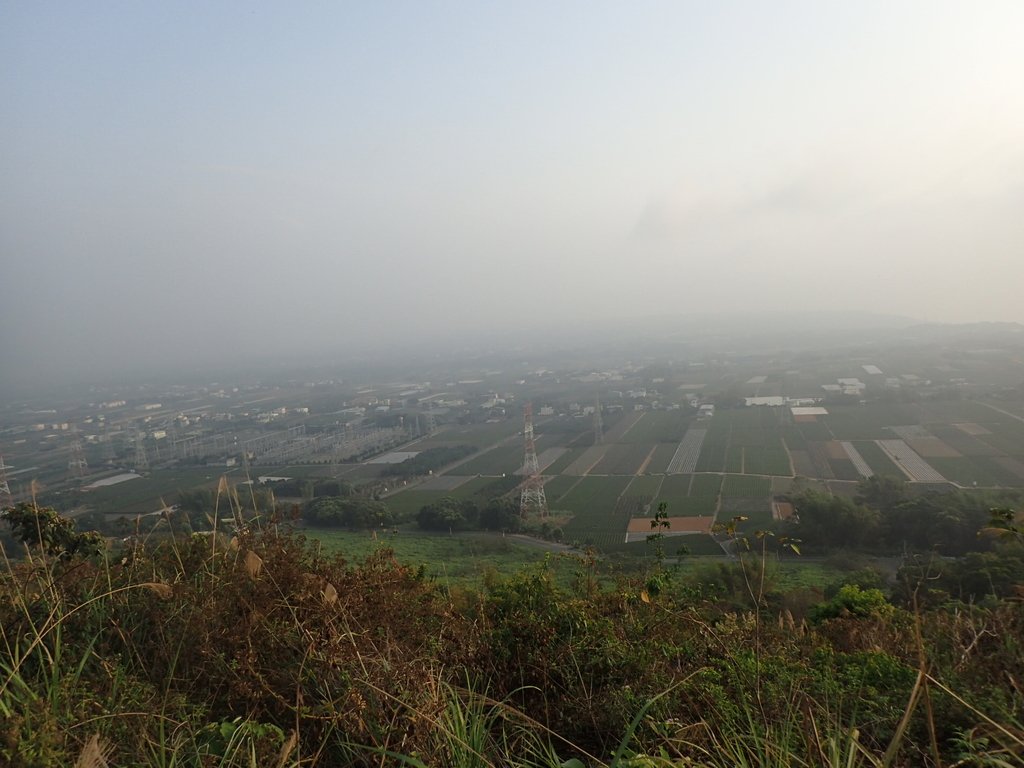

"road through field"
[980,402,1024,424]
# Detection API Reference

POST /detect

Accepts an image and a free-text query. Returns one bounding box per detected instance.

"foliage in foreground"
[1,502,1023,767]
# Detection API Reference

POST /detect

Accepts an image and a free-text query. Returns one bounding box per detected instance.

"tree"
[788,491,880,550]
[1,503,104,559]
[855,475,907,513]
[416,497,479,531]
[304,497,393,529]
[479,498,521,532]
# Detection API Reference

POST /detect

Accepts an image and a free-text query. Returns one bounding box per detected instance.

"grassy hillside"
[1,502,1022,767]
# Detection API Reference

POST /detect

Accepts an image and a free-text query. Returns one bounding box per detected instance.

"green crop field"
[614,494,654,518]
[85,468,240,516]
[625,474,664,498]
[721,474,771,498]
[658,474,693,498]
[435,418,523,447]
[782,426,807,451]
[644,443,678,473]
[725,445,744,473]
[456,445,523,475]
[921,400,1009,424]
[445,475,499,499]
[619,410,691,443]
[381,489,447,518]
[733,509,775,531]
[560,476,634,549]
[654,474,718,517]
[592,443,653,475]
[729,408,786,447]
[828,458,862,481]
[695,441,726,472]
[688,473,722,499]
[544,474,581,504]
[926,425,1000,457]
[743,443,792,476]
[796,420,833,441]
[851,441,905,479]
[558,476,632,516]
[982,419,1024,459]
[927,456,1024,488]
[543,447,587,475]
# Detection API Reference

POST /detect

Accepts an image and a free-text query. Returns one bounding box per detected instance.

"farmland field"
[561,476,634,549]
[601,410,646,442]
[725,445,744,473]
[415,475,472,491]
[456,445,524,475]
[742,443,792,476]
[796,420,833,442]
[823,403,921,440]
[850,440,905,479]
[544,475,581,504]
[436,418,524,447]
[654,474,719,517]
[619,410,691,444]
[563,445,610,476]
[543,447,587,475]
[558,476,633,516]
[689,473,723,499]
[828,458,862,481]
[381,490,447,518]
[529,447,568,473]
[667,428,707,473]
[592,443,654,475]
[695,441,727,472]
[841,442,874,477]
[638,443,670,473]
[877,440,946,483]
[86,467,242,516]
[721,474,771,498]
[926,456,1024,488]
[443,475,498,498]
[928,425,1002,456]
[625,474,664,498]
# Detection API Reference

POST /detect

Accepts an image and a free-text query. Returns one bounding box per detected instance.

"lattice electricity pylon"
[593,394,604,445]
[99,422,116,462]
[133,425,149,472]
[68,427,88,480]
[519,403,548,518]
[0,454,13,508]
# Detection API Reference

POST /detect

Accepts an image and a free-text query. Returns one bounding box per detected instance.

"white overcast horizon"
[3,2,1023,384]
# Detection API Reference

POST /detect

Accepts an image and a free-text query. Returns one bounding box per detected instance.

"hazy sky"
[3,2,1023,382]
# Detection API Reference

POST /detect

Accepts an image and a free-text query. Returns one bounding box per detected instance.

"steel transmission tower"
[99,422,116,463]
[0,455,13,508]
[132,425,149,472]
[519,403,548,518]
[68,427,88,480]
[593,395,603,445]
